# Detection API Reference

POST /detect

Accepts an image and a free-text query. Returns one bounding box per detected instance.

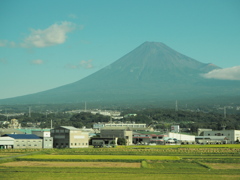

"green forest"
[1,107,239,134]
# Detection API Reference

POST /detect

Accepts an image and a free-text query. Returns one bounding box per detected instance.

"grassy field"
[0,145,240,179]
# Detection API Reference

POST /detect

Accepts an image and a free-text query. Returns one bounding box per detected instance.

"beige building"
[32,130,53,149]
[100,127,133,145]
[51,126,89,148]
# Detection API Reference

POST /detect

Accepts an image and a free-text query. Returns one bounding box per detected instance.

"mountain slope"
[1,42,239,105]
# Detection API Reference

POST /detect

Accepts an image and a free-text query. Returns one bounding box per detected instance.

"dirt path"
[1,161,141,168]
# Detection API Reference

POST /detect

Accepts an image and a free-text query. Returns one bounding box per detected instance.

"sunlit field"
[1,145,240,180]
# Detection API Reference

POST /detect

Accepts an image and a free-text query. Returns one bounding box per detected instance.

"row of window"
[16,144,39,146]
[16,140,41,142]
[55,143,88,146]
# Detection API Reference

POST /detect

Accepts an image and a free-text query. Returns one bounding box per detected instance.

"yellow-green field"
[1,145,240,180]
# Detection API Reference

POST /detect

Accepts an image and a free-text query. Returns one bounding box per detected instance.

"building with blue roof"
[2,134,42,149]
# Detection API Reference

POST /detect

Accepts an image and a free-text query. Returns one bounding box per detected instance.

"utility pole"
[29,106,31,117]
[175,100,178,112]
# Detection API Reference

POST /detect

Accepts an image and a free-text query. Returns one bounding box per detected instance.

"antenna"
[175,100,178,111]
[85,102,87,112]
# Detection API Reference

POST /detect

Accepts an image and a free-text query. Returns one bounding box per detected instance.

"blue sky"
[0,0,240,99]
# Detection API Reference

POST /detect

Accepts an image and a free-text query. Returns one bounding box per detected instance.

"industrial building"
[195,136,228,144]
[203,130,240,144]
[93,122,152,132]
[0,136,14,149]
[167,132,195,144]
[50,126,89,148]
[100,127,133,145]
[1,134,42,149]
[32,130,53,149]
[132,132,166,145]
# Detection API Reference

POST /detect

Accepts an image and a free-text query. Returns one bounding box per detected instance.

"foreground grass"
[17,154,180,162]
[1,145,240,179]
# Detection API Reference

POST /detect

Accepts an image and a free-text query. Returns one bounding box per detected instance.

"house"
[2,134,42,149]
[50,126,89,148]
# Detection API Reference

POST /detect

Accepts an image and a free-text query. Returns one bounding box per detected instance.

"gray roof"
[60,126,81,130]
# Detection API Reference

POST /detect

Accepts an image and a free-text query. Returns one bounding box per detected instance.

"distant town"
[0,104,239,149]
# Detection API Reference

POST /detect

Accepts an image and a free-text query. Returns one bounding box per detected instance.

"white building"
[167,132,195,144]
[0,137,14,149]
[203,130,240,144]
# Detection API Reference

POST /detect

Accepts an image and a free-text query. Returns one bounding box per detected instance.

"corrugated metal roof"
[0,137,14,141]
[60,126,81,130]
[3,134,41,139]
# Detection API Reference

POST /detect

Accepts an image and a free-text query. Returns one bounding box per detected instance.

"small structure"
[91,137,118,148]
[132,132,166,145]
[50,126,89,148]
[0,137,14,149]
[32,130,53,149]
[171,125,180,133]
[2,134,42,149]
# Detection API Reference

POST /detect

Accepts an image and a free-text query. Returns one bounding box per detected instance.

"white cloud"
[21,21,77,48]
[79,60,93,69]
[31,59,44,65]
[66,60,94,69]
[202,66,240,80]
[0,40,16,47]
[68,14,78,19]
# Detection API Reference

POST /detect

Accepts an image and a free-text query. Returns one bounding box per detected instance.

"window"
[86,143,88,145]
[75,143,77,146]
